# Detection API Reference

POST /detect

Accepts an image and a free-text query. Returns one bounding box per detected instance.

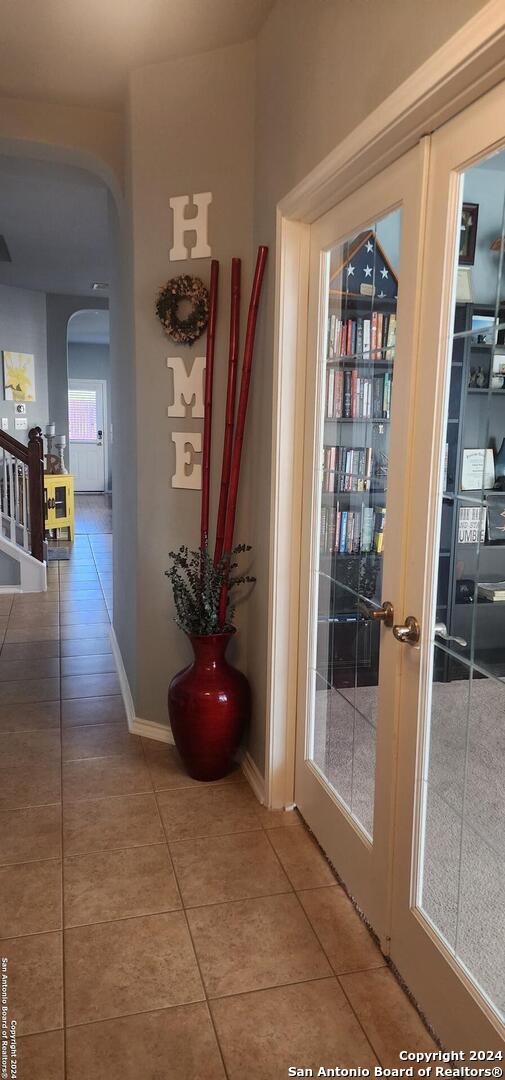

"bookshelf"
[438,302,505,679]
[318,293,396,690]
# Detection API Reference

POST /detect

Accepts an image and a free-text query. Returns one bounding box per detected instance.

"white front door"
[68,378,106,492]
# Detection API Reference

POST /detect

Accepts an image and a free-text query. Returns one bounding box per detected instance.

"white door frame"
[266,0,505,809]
[68,377,108,493]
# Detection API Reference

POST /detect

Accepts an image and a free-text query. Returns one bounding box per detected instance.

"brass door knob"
[358,600,394,627]
[392,616,420,645]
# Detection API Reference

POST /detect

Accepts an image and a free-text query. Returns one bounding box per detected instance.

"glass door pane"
[419,147,505,1025]
[312,210,401,839]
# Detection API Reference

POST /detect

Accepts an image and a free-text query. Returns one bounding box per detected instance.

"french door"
[296,80,505,1048]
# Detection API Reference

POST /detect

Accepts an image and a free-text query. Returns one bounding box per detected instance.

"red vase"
[168,631,250,782]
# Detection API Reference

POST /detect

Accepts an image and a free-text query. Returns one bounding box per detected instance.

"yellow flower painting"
[2,351,36,402]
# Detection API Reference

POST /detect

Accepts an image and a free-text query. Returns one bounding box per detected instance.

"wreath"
[156,275,209,345]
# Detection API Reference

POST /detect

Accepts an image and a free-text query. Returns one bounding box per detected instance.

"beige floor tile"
[60,636,112,657]
[0,804,61,866]
[0,677,60,704]
[298,886,385,973]
[0,596,13,615]
[62,695,125,726]
[187,892,331,998]
[16,1030,65,1080]
[64,844,181,925]
[211,978,378,1078]
[65,911,204,1025]
[4,625,60,644]
[60,621,110,639]
[63,754,152,801]
[142,739,242,790]
[268,824,336,889]
[62,722,141,761]
[0,640,60,660]
[171,830,291,907]
[0,616,8,637]
[0,700,60,733]
[255,805,301,829]
[339,968,436,1067]
[0,859,62,936]
[65,1003,225,1080]
[0,932,63,1035]
[61,653,116,675]
[157,782,262,841]
[1,729,61,769]
[61,672,121,698]
[63,793,164,855]
[0,656,60,681]
[8,608,59,627]
[0,762,61,810]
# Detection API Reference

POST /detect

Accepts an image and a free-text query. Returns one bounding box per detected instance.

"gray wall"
[128,40,255,730]
[0,550,20,586]
[46,293,108,468]
[68,340,112,489]
[0,282,49,441]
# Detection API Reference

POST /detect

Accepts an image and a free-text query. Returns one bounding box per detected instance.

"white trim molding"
[241,750,266,805]
[266,0,505,809]
[109,623,174,742]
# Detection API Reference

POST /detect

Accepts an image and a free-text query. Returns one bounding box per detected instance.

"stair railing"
[0,426,45,562]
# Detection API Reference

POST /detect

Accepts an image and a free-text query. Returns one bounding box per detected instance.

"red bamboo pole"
[219,245,268,623]
[214,257,241,564]
[200,259,219,550]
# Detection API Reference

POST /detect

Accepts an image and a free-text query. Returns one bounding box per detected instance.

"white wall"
[0,282,48,439]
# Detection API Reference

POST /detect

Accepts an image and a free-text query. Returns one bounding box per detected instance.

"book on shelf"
[325,368,392,419]
[322,445,375,493]
[461,448,495,491]
[457,506,486,544]
[327,313,396,360]
[320,503,386,555]
[477,581,505,602]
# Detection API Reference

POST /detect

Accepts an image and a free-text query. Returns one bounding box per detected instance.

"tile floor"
[0,511,437,1078]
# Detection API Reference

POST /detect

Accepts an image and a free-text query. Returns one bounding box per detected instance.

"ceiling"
[0,155,110,296]
[68,310,110,346]
[0,0,274,110]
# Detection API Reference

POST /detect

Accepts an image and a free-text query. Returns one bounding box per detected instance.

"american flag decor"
[330,230,398,301]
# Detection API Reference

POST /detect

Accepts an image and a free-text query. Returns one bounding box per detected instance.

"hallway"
[0,516,436,1078]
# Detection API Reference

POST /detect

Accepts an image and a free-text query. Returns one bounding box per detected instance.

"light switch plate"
[1,418,8,431]
[15,417,28,430]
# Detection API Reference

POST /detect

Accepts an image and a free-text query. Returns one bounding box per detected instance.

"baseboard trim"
[241,750,266,805]
[0,585,22,594]
[129,716,175,743]
[108,624,175,742]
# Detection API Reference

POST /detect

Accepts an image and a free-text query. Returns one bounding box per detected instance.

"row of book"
[323,445,375,493]
[327,313,396,360]
[320,505,386,554]
[325,369,392,420]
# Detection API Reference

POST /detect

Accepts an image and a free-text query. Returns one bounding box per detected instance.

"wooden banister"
[27,428,45,562]
[0,426,45,562]
[0,429,29,464]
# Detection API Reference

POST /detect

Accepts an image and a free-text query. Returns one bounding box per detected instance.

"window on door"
[419,147,505,1026]
[68,387,98,442]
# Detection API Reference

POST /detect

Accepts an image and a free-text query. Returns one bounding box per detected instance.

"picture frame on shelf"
[459,202,479,265]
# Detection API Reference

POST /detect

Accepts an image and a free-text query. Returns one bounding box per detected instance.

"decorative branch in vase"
[165,246,268,781]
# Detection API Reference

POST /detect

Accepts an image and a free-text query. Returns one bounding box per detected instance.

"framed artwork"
[2,350,36,402]
[459,202,479,265]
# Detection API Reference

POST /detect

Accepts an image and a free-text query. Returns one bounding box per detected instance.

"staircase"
[0,426,47,592]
